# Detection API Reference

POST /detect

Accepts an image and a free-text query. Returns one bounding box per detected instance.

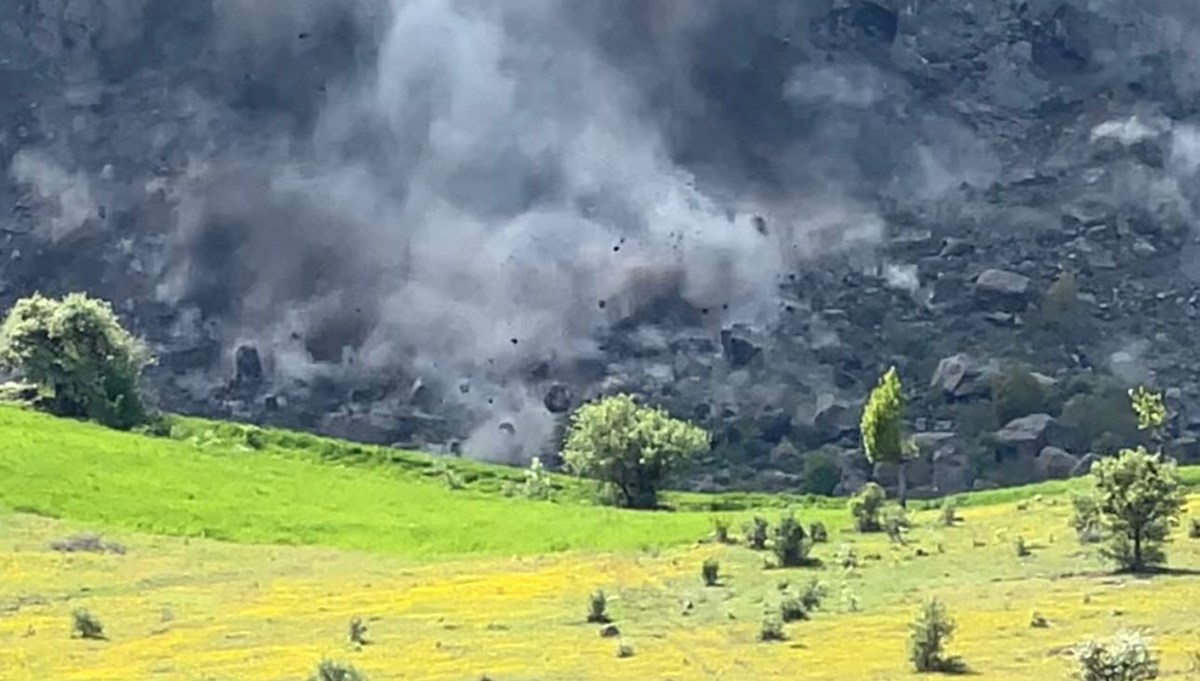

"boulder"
[974,269,1033,312]
[930,354,998,398]
[719,326,762,369]
[1035,446,1079,480]
[833,448,871,496]
[995,413,1078,460]
[543,384,573,414]
[932,443,973,494]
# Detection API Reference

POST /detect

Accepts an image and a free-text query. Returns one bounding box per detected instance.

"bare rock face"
[5,0,1200,493]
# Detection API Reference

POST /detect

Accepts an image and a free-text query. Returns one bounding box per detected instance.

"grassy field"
[3,405,1200,680]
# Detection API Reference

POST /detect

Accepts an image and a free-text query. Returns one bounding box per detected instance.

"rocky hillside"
[4,0,1200,497]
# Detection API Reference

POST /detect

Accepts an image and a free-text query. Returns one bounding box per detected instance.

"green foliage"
[809,521,829,543]
[309,660,368,681]
[348,617,368,646]
[743,516,769,550]
[1071,493,1105,545]
[587,590,610,624]
[701,559,720,587]
[710,516,733,544]
[802,449,842,496]
[1060,384,1142,455]
[71,608,105,640]
[562,394,709,509]
[771,513,814,567]
[908,599,961,673]
[861,367,906,466]
[779,595,809,622]
[1189,518,1200,540]
[940,498,960,527]
[759,614,786,642]
[1129,386,1167,434]
[850,482,886,532]
[1072,631,1160,681]
[1014,535,1031,557]
[991,364,1047,425]
[521,457,554,500]
[1092,447,1185,573]
[0,293,152,429]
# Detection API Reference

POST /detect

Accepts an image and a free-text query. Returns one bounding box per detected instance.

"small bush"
[851,482,886,532]
[908,599,962,673]
[885,515,907,545]
[802,448,842,496]
[1071,494,1104,545]
[809,521,829,543]
[348,617,369,646]
[701,559,720,587]
[521,456,553,500]
[772,513,814,568]
[1015,536,1031,557]
[1189,518,1200,539]
[839,545,859,571]
[744,516,769,550]
[1072,631,1159,681]
[780,596,808,622]
[71,609,105,640]
[711,517,733,544]
[1030,612,1049,628]
[940,499,960,527]
[799,579,827,612]
[587,590,610,624]
[759,615,786,642]
[309,660,368,681]
[50,534,126,555]
[991,364,1047,425]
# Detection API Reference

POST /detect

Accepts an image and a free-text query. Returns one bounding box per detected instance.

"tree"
[860,367,913,507]
[1091,446,1184,573]
[0,293,152,429]
[561,394,708,509]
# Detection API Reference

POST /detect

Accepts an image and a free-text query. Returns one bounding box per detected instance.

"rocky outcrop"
[5,0,1200,495]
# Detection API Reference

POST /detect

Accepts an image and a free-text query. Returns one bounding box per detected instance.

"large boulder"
[1035,446,1079,480]
[930,354,999,398]
[974,269,1034,312]
[932,442,973,494]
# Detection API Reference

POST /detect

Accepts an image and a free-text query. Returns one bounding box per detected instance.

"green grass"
[3,403,1198,562]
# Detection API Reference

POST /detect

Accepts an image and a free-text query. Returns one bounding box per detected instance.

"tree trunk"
[1133,525,1143,573]
[898,461,909,509]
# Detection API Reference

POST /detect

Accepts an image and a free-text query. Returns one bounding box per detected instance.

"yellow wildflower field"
[2,497,1199,681]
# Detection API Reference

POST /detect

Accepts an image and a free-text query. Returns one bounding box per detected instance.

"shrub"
[940,498,960,527]
[1092,447,1185,573]
[759,615,786,642]
[1030,612,1049,628]
[851,482,886,532]
[71,608,105,640]
[711,517,733,544]
[799,579,827,612]
[802,449,842,496]
[701,559,720,587]
[521,456,553,500]
[1071,494,1104,544]
[348,617,369,646]
[809,521,829,543]
[309,660,368,681]
[772,513,814,568]
[1189,518,1200,539]
[839,545,859,570]
[587,590,610,624]
[562,394,708,509]
[991,364,1047,425]
[885,515,907,545]
[744,516,769,550]
[1015,536,1031,557]
[1072,631,1159,681]
[780,596,808,622]
[0,293,152,429]
[907,599,961,673]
